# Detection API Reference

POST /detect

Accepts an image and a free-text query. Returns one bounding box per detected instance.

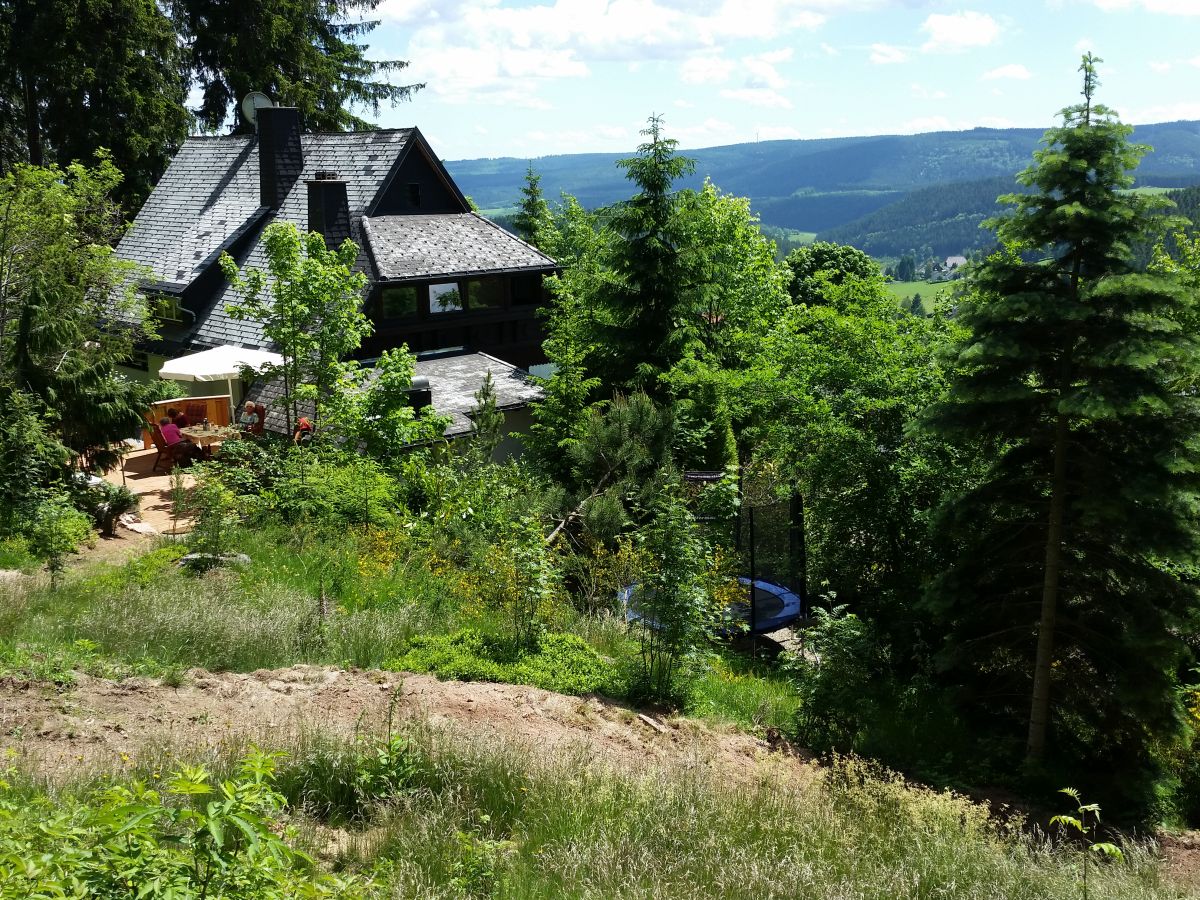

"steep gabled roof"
[362,213,557,281]
[117,129,414,350]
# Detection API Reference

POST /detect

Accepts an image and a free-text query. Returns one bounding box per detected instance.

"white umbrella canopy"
[157,346,282,382]
[158,346,283,421]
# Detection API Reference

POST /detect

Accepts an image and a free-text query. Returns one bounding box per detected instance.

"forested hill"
[821,179,1200,260]
[446,120,1200,243]
[817,175,1019,258]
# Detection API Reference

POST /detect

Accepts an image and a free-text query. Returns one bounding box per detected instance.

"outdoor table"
[180,424,240,457]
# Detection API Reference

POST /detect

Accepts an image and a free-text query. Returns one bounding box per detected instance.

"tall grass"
[0,541,450,673]
[16,724,1177,900]
[686,653,802,732]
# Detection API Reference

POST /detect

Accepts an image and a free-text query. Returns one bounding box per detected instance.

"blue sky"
[367,0,1200,161]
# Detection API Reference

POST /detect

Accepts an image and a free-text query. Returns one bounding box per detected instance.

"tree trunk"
[22,74,42,167]
[1027,408,1070,762]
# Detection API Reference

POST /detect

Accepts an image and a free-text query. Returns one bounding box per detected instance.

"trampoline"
[621,578,803,635]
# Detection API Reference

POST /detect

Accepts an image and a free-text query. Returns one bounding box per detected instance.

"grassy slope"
[4,720,1183,899]
[0,538,1189,898]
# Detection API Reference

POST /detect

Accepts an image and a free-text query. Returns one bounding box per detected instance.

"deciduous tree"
[0,157,159,472]
[221,222,371,435]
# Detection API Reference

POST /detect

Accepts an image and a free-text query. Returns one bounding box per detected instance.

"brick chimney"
[257,106,303,209]
[306,172,351,250]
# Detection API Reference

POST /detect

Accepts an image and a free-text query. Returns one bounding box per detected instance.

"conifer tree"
[926,55,1200,787]
[512,164,556,254]
[591,115,696,394]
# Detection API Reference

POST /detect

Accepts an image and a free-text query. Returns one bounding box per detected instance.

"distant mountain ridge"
[446,121,1200,254]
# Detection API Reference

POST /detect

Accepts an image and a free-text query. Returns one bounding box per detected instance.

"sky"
[367,0,1200,162]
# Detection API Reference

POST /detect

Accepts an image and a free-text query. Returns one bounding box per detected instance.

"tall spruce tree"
[169,0,420,134]
[925,55,1200,794]
[591,115,696,394]
[512,164,556,254]
[0,0,190,207]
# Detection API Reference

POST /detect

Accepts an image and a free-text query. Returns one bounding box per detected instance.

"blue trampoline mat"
[621,578,803,635]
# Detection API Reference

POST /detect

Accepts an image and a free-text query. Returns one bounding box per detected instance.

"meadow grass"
[9,724,1180,900]
[0,540,450,674]
[884,279,938,300]
[685,652,801,732]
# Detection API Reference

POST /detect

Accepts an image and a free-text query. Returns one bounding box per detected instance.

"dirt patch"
[6,666,1192,890]
[0,665,811,786]
[1160,831,1200,894]
[70,528,160,570]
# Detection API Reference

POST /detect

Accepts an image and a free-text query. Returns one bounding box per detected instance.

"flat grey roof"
[243,350,542,439]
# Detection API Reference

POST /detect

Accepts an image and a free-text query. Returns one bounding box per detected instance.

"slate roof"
[243,351,542,439]
[415,350,544,437]
[362,213,556,281]
[116,130,413,350]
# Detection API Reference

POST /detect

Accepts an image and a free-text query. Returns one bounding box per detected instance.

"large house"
[116,106,558,378]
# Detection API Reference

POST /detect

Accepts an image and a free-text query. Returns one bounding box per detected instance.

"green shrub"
[25,493,92,583]
[0,536,35,571]
[81,480,139,537]
[511,633,614,696]
[387,629,614,696]
[273,733,427,825]
[0,748,363,898]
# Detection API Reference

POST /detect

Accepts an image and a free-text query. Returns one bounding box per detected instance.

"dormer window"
[407,183,421,208]
[151,294,185,324]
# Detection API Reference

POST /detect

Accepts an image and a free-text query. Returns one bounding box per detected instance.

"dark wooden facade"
[359,273,548,369]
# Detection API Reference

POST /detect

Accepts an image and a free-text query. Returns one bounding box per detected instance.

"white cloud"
[1125,100,1200,122]
[743,48,792,89]
[870,43,908,64]
[756,124,804,140]
[910,83,947,100]
[920,11,1001,53]
[681,55,736,84]
[1189,56,1200,67]
[673,98,695,108]
[820,42,839,56]
[756,47,795,65]
[1091,0,1200,12]
[523,124,634,154]
[671,116,739,147]
[982,63,1031,80]
[382,0,840,105]
[719,87,793,108]
[901,115,955,132]
[1075,37,1095,52]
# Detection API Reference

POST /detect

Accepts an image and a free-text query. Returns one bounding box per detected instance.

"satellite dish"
[240,92,275,128]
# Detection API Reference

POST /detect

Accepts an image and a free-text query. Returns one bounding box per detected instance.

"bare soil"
[2,666,1194,890]
[0,665,809,786]
[1160,831,1200,894]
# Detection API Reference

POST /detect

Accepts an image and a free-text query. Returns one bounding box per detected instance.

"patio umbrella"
[157,345,283,418]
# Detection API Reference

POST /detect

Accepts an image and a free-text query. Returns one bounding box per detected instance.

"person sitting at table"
[238,400,259,431]
[158,417,203,465]
[167,407,189,427]
[293,416,313,446]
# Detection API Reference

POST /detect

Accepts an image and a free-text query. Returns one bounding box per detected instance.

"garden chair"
[149,424,178,472]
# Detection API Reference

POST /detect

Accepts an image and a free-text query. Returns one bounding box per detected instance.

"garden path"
[102,448,194,535]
